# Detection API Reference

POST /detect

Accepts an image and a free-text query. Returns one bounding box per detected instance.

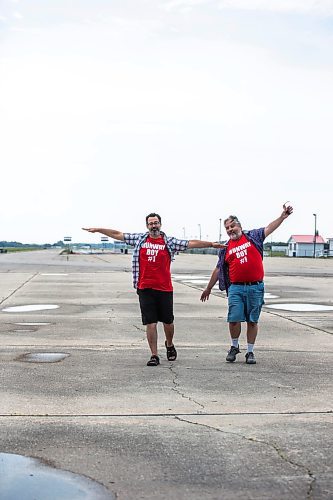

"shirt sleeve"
[123,233,144,246]
[167,237,189,252]
[247,228,265,243]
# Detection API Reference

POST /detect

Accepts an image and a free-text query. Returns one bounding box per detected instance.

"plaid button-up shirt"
[123,231,189,289]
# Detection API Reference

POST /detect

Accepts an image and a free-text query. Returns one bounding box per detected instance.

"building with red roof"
[287,235,326,257]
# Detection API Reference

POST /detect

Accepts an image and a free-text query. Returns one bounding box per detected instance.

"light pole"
[313,213,317,258]
[198,224,201,240]
[182,227,186,238]
[219,218,222,242]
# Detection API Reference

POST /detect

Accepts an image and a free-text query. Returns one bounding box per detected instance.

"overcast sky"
[1,0,332,244]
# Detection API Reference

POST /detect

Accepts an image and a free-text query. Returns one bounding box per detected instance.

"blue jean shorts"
[227,282,265,323]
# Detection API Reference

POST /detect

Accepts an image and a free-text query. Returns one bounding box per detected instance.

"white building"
[287,235,325,258]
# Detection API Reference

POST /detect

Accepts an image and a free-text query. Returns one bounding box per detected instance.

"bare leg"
[163,322,174,346]
[146,323,158,356]
[246,322,258,344]
[229,322,241,342]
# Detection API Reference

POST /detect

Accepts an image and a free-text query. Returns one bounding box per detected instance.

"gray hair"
[224,215,241,225]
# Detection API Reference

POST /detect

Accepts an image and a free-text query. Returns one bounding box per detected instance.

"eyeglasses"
[147,222,160,226]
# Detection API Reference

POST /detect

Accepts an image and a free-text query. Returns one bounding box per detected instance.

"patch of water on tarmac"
[0,453,115,500]
[19,353,70,363]
[265,303,333,312]
[2,305,59,313]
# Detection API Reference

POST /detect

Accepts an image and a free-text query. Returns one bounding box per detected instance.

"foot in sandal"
[165,341,177,361]
[147,355,160,366]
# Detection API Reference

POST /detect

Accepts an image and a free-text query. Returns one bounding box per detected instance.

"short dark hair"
[224,215,241,226]
[146,213,161,225]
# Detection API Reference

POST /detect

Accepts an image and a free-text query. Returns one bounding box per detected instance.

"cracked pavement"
[0,250,332,499]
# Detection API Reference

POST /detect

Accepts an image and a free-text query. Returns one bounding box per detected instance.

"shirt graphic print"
[226,234,264,283]
[138,236,173,291]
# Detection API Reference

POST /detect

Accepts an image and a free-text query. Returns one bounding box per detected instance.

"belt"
[231,281,263,286]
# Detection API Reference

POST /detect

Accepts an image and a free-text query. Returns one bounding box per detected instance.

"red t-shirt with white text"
[226,234,264,282]
[138,236,172,291]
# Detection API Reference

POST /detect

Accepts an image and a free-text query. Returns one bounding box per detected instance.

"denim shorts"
[227,282,265,323]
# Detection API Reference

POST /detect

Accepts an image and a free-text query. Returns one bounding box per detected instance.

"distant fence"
[288,250,330,258]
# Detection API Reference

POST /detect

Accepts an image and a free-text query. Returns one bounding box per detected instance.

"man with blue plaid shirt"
[200,203,293,365]
[83,213,223,366]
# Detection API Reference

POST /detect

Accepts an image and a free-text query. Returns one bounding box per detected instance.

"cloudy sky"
[1,0,332,244]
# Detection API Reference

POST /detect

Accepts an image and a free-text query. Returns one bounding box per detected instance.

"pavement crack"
[168,365,205,411]
[174,416,316,498]
[178,281,332,337]
[265,310,332,336]
[0,273,38,306]
[132,325,145,333]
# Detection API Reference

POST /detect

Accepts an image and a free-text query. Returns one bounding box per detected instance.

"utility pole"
[313,213,317,258]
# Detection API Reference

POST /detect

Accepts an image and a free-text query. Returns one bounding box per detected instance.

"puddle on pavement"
[265,303,333,312]
[19,353,70,363]
[0,453,115,500]
[2,305,59,313]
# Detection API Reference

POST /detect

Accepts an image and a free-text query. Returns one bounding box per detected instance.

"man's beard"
[229,229,242,240]
[150,228,160,237]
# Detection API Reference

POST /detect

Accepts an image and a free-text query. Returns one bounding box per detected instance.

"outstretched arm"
[82,227,124,241]
[264,202,293,238]
[200,267,219,302]
[188,240,226,249]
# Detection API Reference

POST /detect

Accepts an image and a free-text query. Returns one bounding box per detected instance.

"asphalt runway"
[0,250,332,499]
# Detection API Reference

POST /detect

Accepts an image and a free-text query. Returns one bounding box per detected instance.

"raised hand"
[282,202,293,218]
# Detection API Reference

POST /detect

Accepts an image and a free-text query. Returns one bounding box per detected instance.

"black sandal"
[165,341,177,361]
[147,355,160,366]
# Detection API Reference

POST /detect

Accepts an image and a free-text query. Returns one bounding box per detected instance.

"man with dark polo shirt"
[83,214,223,366]
[200,203,293,365]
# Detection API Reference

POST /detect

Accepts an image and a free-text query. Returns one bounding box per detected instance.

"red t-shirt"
[138,236,172,291]
[226,234,264,282]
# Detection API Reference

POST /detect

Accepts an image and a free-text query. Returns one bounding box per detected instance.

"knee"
[146,323,157,332]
